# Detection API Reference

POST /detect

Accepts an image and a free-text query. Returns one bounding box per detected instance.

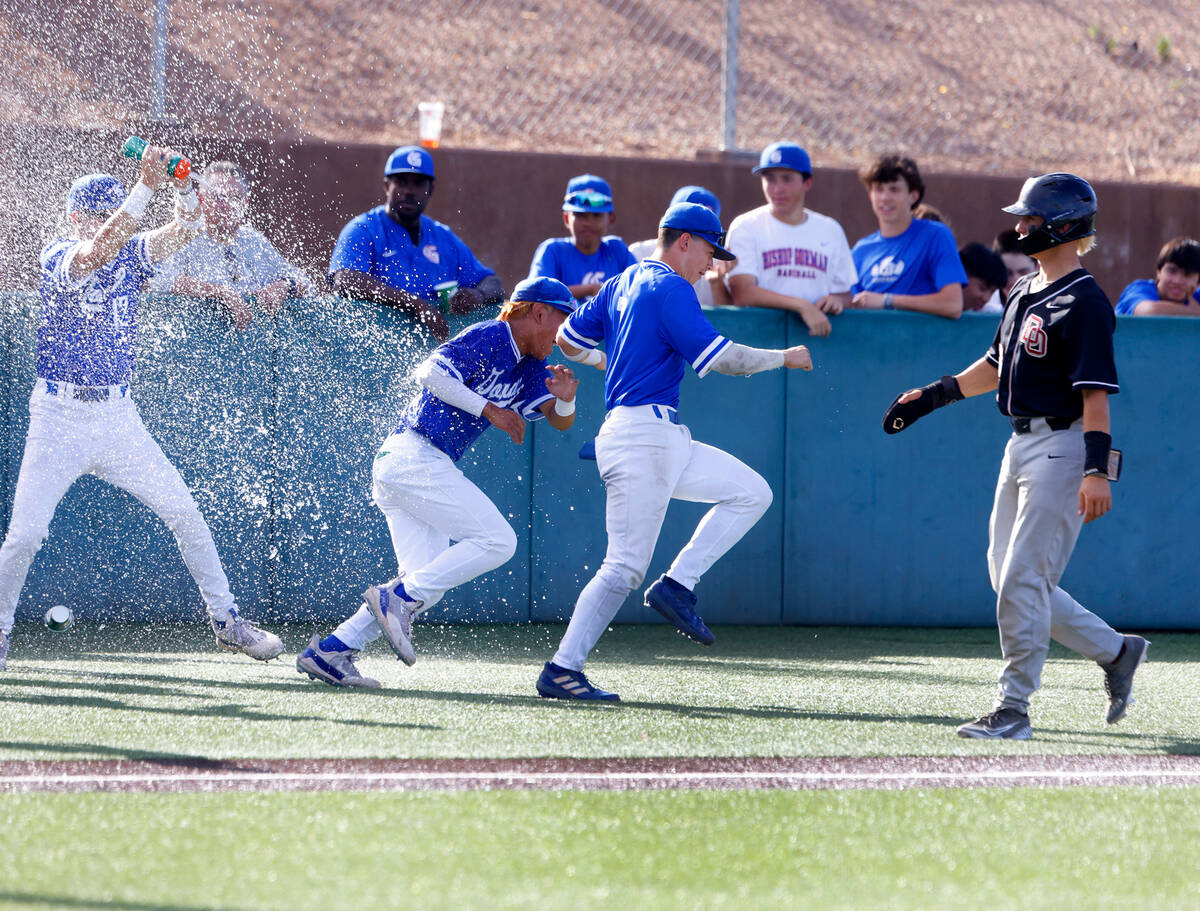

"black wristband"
[923,375,964,410]
[1084,431,1112,476]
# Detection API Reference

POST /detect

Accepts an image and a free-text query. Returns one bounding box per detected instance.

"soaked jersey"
[396,320,552,461]
[38,234,156,385]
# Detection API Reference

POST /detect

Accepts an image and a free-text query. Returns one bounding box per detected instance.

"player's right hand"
[138,146,176,190]
[783,346,812,371]
[483,403,526,445]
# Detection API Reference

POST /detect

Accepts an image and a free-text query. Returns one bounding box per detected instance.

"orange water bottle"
[121,136,191,180]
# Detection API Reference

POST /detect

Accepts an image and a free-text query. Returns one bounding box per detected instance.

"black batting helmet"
[1002,173,1097,255]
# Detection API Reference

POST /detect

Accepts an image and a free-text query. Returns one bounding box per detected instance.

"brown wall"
[3,124,1200,298]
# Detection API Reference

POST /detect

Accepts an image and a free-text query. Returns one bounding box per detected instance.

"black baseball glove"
[882,375,963,434]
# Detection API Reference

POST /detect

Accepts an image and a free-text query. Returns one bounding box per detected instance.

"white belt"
[607,404,679,424]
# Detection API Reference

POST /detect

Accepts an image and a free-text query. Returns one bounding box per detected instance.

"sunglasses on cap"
[564,190,613,210]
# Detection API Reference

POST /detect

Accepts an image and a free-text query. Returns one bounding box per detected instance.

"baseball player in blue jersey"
[297,277,580,687]
[529,174,637,301]
[882,173,1148,739]
[535,203,813,701]
[329,145,504,342]
[0,150,284,671]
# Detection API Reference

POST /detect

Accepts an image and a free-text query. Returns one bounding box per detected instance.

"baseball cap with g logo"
[752,141,812,177]
[385,145,436,179]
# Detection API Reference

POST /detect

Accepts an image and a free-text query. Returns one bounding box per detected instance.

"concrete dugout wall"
[1,292,1195,629]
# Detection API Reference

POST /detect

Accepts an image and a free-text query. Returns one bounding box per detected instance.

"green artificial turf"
[1,622,1196,760]
[1,787,1198,910]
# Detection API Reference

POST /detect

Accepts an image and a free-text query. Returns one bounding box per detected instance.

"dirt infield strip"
[3,755,1200,793]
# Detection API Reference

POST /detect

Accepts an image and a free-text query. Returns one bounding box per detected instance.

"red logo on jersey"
[1020,313,1048,358]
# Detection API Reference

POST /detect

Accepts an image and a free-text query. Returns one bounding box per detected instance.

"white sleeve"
[413,358,489,417]
[828,222,858,293]
[709,342,785,376]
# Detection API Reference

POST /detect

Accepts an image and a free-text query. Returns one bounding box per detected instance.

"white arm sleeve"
[710,342,786,376]
[414,359,490,417]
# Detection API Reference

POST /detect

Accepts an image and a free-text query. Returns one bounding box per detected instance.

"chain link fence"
[4,0,1200,180]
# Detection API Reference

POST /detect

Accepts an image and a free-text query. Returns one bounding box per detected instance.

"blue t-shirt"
[528,236,636,290]
[851,219,967,296]
[396,320,553,461]
[560,259,730,411]
[328,206,494,301]
[1115,278,1200,315]
[37,234,157,385]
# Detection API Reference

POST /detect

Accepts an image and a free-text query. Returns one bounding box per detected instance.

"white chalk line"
[4,766,1200,791]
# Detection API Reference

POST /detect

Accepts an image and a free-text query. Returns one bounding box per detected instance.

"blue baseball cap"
[563,174,614,213]
[510,276,577,314]
[385,146,435,179]
[659,202,735,261]
[752,141,812,177]
[670,185,721,218]
[67,174,126,214]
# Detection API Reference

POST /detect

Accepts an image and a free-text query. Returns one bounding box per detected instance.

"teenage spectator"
[724,142,856,338]
[629,185,730,308]
[913,202,948,225]
[329,146,503,342]
[528,174,636,301]
[959,242,1007,314]
[994,229,1037,296]
[1115,236,1200,316]
[850,154,965,320]
[148,161,313,330]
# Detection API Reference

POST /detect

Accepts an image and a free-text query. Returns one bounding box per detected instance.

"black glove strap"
[923,375,964,410]
[1084,431,1113,476]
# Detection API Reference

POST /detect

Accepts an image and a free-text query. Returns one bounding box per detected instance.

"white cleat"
[210,612,285,661]
[363,582,418,666]
[296,633,380,688]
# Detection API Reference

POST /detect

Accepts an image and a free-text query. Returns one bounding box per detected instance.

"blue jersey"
[528,236,636,289]
[560,259,730,411]
[328,206,494,300]
[851,219,967,296]
[1115,278,1200,315]
[396,320,553,461]
[37,234,156,385]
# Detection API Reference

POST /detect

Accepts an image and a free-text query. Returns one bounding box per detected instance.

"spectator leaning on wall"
[959,242,1007,314]
[328,145,504,342]
[850,153,965,320]
[724,142,857,338]
[528,174,636,302]
[148,161,313,331]
[1115,236,1200,316]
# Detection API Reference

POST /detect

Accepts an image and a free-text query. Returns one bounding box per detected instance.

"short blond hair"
[1077,235,1096,256]
[498,298,535,322]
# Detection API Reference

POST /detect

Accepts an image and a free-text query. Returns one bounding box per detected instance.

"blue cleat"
[296,633,380,688]
[644,575,715,646]
[536,662,620,701]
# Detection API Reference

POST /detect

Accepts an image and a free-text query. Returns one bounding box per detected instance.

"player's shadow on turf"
[31,667,325,696]
[0,690,438,731]
[0,892,251,911]
[0,740,221,763]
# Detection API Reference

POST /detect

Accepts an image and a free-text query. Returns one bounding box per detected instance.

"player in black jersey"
[881,173,1148,740]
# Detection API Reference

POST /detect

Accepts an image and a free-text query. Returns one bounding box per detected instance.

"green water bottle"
[121,136,192,180]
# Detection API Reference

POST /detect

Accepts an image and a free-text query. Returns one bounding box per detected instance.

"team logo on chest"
[422,244,440,264]
[870,255,904,280]
[1019,313,1048,358]
[476,367,524,406]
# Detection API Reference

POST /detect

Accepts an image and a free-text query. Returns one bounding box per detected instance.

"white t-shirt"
[628,237,718,308]
[726,205,856,302]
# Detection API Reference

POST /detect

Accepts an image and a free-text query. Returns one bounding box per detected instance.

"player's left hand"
[449,285,484,315]
[545,364,578,401]
[1078,475,1112,523]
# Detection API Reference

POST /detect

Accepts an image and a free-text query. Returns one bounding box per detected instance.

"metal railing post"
[720,0,739,151]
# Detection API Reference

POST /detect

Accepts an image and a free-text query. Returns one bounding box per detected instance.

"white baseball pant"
[330,430,517,651]
[0,382,237,633]
[988,420,1124,712]
[552,404,772,671]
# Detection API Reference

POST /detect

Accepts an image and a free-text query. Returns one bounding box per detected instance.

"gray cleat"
[0,630,8,671]
[210,611,285,661]
[296,633,380,688]
[1101,634,1149,724]
[956,707,1032,740]
[363,582,418,666]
